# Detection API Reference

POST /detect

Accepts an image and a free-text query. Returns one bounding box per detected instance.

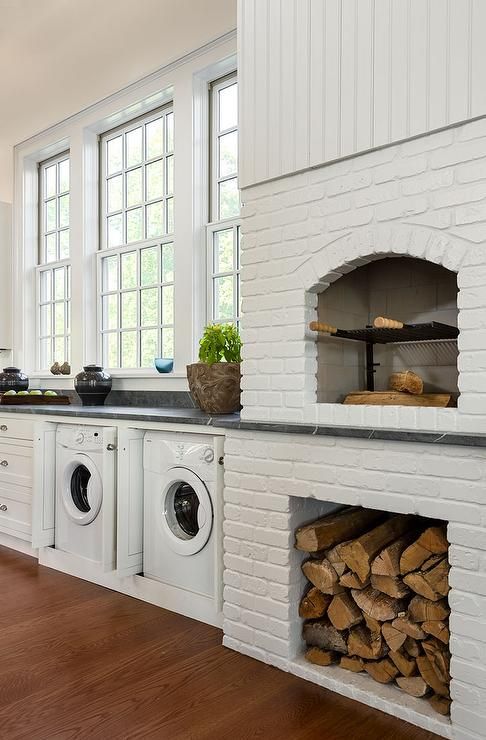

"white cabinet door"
[31,422,56,548]
[116,428,144,576]
[101,427,117,572]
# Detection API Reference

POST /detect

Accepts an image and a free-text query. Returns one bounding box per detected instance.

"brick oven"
[221,117,486,740]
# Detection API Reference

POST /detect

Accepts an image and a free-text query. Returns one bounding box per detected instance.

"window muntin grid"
[101,106,174,249]
[99,241,174,369]
[208,75,240,325]
[37,263,71,370]
[39,153,70,263]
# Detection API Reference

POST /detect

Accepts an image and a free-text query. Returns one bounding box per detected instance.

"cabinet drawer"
[0,417,34,442]
[0,490,31,536]
[0,443,32,487]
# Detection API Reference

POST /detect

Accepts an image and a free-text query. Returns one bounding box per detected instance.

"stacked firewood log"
[296,507,451,716]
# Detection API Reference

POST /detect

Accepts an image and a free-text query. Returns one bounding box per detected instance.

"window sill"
[28,371,188,380]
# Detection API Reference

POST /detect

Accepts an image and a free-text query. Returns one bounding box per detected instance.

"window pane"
[146,201,164,239]
[166,156,174,196]
[146,117,163,159]
[104,332,119,368]
[107,136,123,175]
[40,304,51,336]
[121,251,137,289]
[218,178,239,219]
[107,214,123,247]
[214,274,234,320]
[46,199,57,231]
[40,270,52,302]
[146,160,163,201]
[54,302,65,334]
[219,131,237,177]
[214,229,234,273]
[45,233,57,262]
[59,194,69,228]
[162,327,174,358]
[219,83,237,130]
[126,127,143,168]
[126,168,143,207]
[102,255,118,291]
[140,329,158,367]
[166,198,174,234]
[141,288,158,326]
[45,165,57,198]
[40,338,51,369]
[59,229,70,259]
[166,112,174,152]
[54,335,64,362]
[141,246,158,286]
[59,159,69,192]
[121,291,137,328]
[126,208,143,243]
[121,331,137,367]
[162,285,174,325]
[107,175,123,213]
[54,268,65,299]
[162,243,174,283]
[102,294,118,330]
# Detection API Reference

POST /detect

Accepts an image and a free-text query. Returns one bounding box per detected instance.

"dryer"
[55,424,117,570]
[143,431,224,625]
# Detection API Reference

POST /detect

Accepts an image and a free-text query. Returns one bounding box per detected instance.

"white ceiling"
[0,0,236,201]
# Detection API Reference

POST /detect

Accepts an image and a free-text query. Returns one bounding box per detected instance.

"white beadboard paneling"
[408,0,428,136]
[470,0,486,117]
[323,0,342,164]
[355,0,373,153]
[238,0,486,189]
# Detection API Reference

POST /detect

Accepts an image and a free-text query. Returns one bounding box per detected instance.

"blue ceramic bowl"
[154,358,174,373]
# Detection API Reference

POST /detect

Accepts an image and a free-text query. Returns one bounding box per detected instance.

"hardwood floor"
[0,546,442,740]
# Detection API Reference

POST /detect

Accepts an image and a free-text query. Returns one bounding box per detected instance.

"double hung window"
[208,75,240,325]
[99,106,175,369]
[37,153,71,370]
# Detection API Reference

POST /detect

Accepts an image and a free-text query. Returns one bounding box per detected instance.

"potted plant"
[187,324,242,414]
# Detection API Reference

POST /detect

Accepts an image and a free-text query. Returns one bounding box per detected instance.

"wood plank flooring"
[0,546,443,740]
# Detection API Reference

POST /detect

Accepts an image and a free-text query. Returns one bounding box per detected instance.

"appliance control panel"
[174,442,214,465]
[57,425,104,450]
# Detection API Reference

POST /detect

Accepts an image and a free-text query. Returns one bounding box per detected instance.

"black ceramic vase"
[74,365,112,406]
[0,367,29,393]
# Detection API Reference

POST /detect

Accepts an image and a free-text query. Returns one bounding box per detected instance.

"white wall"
[238,0,486,189]
[0,0,236,203]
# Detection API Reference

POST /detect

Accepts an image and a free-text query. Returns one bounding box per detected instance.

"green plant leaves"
[198,324,242,365]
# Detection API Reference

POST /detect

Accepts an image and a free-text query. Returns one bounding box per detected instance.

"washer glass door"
[62,454,102,525]
[162,468,213,556]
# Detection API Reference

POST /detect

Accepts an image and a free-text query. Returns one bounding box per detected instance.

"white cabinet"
[0,415,33,541]
[0,202,11,349]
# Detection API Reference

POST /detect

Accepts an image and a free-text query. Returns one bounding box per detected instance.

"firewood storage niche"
[296,505,451,717]
[314,257,459,406]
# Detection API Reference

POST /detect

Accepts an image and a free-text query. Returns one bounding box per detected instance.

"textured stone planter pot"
[187,362,241,414]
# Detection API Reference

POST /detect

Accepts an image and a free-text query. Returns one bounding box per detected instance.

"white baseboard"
[0,531,37,558]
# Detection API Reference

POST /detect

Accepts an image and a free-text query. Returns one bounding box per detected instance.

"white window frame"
[12,34,237,387]
[207,73,240,326]
[36,152,71,371]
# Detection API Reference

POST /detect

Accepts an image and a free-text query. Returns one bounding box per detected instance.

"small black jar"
[74,365,112,406]
[0,367,29,393]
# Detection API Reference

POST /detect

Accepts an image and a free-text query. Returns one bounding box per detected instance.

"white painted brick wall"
[222,429,486,739]
[239,122,486,433]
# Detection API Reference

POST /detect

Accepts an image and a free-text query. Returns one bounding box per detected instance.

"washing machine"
[143,431,224,625]
[55,424,117,570]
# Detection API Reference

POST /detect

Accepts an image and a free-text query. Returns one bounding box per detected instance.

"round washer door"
[160,467,213,556]
[61,453,102,526]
